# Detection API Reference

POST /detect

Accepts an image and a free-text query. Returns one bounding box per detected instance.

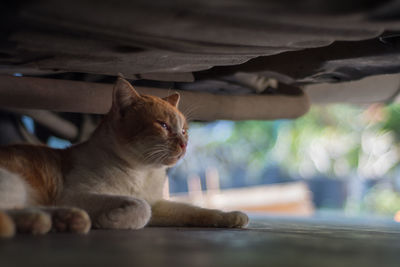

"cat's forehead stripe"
[167,112,184,129]
[176,113,183,129]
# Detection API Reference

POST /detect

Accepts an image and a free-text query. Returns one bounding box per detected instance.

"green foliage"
[364,186,400,216]
[382,105,400,141]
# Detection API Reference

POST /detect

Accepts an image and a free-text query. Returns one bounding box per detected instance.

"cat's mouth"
[162,150,186,165]
[163,157,179,166]
[171,146,186,158]
[171,152,185,161]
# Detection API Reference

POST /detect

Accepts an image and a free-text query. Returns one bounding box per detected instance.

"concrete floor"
[1,215,400,267]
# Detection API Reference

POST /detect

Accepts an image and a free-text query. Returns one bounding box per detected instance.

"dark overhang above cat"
[1,0,400,117]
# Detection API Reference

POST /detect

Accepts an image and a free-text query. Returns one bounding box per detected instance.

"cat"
[0,77,249,237]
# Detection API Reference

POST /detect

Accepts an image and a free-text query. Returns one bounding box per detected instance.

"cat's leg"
[59,193,151,230]
[1,206,90,235]
[38,206,91,234]
[0,168,51,236]
[0,169,90,235]
[149,200,249,228]
[6,208,52,235]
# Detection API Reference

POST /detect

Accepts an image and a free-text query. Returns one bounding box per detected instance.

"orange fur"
[0,145,67,205]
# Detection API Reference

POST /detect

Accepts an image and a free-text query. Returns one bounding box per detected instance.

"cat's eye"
[182,128,187,135]
[158,121,169,130]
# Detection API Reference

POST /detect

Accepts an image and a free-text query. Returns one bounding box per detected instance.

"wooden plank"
[0,75,310,120]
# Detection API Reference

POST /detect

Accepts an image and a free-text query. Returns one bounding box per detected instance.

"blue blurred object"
[21,116,35,134]
[47,136,71,149]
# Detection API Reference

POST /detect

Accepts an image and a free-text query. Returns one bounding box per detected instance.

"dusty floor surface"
[1,215,400,267]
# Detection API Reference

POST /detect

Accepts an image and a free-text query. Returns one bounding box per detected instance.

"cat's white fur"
[61,113,170,204]
[0,169,28,209]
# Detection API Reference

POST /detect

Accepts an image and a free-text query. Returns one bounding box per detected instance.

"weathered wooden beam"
[0,75,310,120]
[4,108,79,140]
[306,74,400,104]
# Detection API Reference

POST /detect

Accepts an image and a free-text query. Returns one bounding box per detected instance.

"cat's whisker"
[182,104,197,114]
[182,104,201,122]
[142,146,171,163]
[143,150,165,161]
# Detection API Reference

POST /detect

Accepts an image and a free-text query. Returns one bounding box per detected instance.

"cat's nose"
[179,142,186,149]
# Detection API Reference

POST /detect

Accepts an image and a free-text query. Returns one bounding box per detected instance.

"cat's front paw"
[203,210,249,228]
[222,211,249,228]
[50,207,91,234]
[94,198,151,230]
[7,209,52,235]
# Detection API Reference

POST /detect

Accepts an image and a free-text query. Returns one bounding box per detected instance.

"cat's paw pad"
[0,211,15,238]
[8,209,52,235]
[51,207,91,234]
[224,211,249,228]
[95,199,151,230]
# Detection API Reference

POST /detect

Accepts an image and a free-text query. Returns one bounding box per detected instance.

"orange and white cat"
[0,78,249,237]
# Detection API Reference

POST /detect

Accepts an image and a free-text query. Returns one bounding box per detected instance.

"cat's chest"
[66,157,168,204]
[107,167,167,203]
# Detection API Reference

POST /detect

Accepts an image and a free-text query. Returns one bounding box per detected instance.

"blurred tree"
[172,103,400,217]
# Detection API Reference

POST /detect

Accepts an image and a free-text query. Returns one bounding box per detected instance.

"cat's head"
[108,78,188,166]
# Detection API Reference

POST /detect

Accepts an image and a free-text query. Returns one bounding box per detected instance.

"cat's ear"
[112,77,140,114]
[163,93,180,108]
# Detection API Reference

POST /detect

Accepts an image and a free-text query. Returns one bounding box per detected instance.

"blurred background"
[169,103,400,221]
